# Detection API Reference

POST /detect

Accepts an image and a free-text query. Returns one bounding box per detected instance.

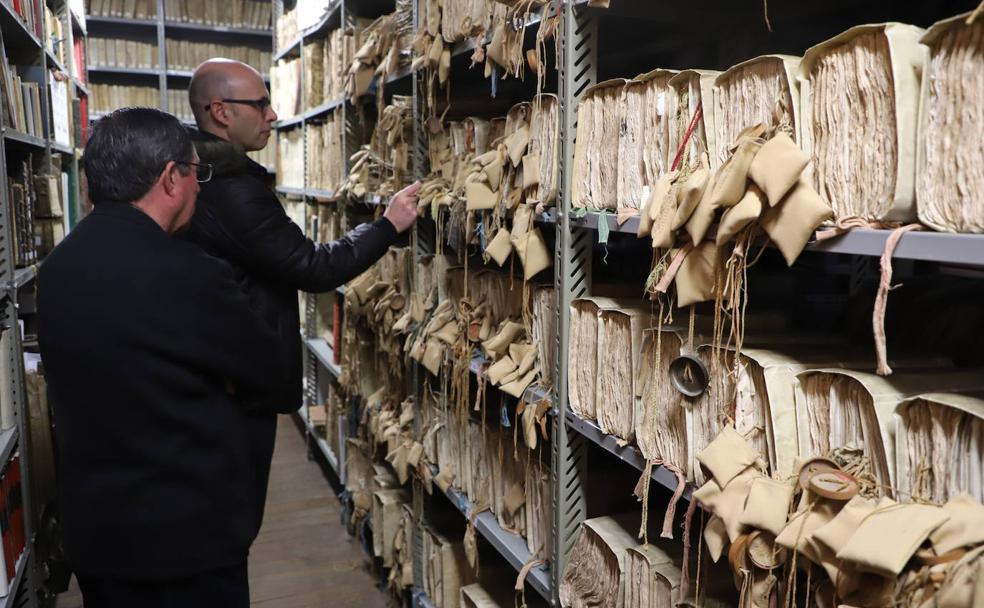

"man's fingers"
[399,181,423,197]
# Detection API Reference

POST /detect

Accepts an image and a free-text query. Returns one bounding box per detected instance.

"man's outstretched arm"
[220,181,420,292]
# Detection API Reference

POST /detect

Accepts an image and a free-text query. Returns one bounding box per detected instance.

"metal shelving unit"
[279,1,984,607]
[429,465,553,601]
[305,337,342,379]
[0,0,88,603]
[297,404,341,476]
[85,0,273,116]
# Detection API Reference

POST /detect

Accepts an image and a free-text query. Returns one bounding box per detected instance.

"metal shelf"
[3,129,47,149]
[274,97,345,129]
[0,426,17,470]
[163,20,273,38]
[0,0,42,50]
[274,0,343,63]
[469,355,553,406]
[45,47,67,73]
[306,337,342,379]
[85,15,157,29]
[52,141,73,155]
[13,266,35,289]
[357,193,385,207]
[299,408,340,477]
[72,77,90,97]
[275,185,306,197]
[88,65,161,77]
[808,228,984,267]
[568,211,984,267]
[565,409,693,501]
[430,466,552,601]
[570,210,639,235]
[412,589,437,608]
[306,188,337,200]
[273,34,303,63]
[70,6,86,33]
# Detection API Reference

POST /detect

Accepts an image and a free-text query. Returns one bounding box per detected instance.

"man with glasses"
[185,58,419,558]
[37,108,289,606]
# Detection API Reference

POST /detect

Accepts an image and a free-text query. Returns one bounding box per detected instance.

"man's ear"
[160,161,181,196]
[210,101,231,128]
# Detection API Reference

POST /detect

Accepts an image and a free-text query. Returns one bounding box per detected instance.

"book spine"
[332,300,342,363]
[0,465,13,582]
[10,458,24,561]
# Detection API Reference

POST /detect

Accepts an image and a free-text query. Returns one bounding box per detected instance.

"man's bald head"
[188,58,276,151]
[189,59,262,125]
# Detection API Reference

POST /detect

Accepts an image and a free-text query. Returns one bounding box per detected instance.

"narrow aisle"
[54,415,387,608]
[248,415,389,608]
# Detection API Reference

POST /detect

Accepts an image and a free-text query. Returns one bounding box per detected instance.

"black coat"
[185,129,399,412]
[183,130,399,537]
[37,203,290,580]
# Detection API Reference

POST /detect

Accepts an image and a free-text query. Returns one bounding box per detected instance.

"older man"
[38,108,288,606]
[183,58,419,542]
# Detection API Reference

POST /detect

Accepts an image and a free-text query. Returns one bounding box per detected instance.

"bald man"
[182,59,419,582]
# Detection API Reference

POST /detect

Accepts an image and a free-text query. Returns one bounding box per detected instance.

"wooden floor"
[55,415,388,607]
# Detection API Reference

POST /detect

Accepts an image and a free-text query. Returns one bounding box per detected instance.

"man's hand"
[384,181,421,233]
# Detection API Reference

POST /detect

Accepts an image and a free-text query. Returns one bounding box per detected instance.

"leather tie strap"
[654,242,695,294]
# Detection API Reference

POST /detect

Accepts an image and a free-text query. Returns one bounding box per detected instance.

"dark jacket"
[37,203,290,580]
[185,129,399,411]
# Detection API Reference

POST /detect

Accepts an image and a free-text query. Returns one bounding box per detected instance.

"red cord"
[670,105,704,172]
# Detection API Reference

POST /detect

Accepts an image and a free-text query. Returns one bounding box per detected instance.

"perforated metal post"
[408,0,430,597]
[550,1,596,601]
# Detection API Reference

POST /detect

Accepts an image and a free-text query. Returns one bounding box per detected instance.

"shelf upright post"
[156,0,166,109]
[407,0,430,598]
[550,0,596,601]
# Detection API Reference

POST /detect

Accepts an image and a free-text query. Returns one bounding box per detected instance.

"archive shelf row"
[0,0,89,603]
[568,210,984,267]
[280,0,984,607]
[84,0,273,117]
[86,14,272,37]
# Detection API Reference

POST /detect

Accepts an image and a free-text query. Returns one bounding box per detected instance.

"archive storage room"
[2,0,984,605]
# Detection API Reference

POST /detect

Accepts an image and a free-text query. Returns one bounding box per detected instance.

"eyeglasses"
[175,161,213,183]
[207,97,272,112]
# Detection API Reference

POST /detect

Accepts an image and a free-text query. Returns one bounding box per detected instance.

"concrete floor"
[55,415,388,607]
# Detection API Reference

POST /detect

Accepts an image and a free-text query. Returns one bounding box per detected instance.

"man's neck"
[132,198,176,234]
[200,123,231,142]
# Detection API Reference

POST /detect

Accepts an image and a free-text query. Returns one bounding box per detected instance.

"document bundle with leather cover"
[572,79,626,211]
[624,543,681,608]
[559,516,637,608]
[617,70,677,222]
[306,112,344,192]
[693,422,984,608]
[322,27,353,102]
[916,13,984,233]
[800,23,925,223]
[441,0,492,43]
[568,298,633,422]
[422,522,477,608]
[712,55,801,169]
[525,456,552,557]
[527,94,560,208]
[895,392,984,504]
[668,69,720,171]
[372,488,410,568]
[796,369,984,495]
[595,306,650,443]
[370,95,414,196]
[689,342,860,482]
[531,285,556,390]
